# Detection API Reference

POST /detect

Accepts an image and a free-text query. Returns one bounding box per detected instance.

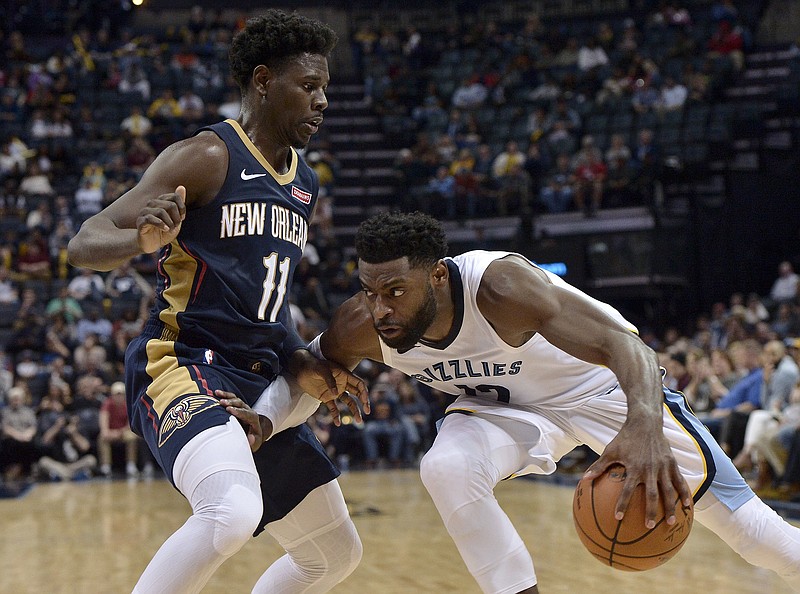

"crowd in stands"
[358,0,758,218]
[4,1,800,509]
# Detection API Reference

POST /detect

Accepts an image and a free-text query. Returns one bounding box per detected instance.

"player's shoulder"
[163,129,228,163]
[159,130,229,175]
[477,253,554,311]
[333,292,373,331]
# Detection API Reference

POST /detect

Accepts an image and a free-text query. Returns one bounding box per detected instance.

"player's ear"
[253,64,271,97]
[431,260,448,286]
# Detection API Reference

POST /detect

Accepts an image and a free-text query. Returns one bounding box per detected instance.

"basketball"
[572,464,694,571]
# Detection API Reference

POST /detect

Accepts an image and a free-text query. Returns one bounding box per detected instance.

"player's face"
[359,258,438,351]
[266,53,329,149]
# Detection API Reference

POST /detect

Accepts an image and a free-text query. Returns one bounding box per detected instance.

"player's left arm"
[478,255,692,528]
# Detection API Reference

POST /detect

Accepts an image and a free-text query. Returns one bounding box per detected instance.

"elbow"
[66,236,83,268]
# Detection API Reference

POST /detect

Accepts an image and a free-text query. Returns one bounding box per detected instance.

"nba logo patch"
[291,185,311,204]
[204,349,214,365]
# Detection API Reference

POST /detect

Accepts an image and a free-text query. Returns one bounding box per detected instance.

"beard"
[376,284,438,351]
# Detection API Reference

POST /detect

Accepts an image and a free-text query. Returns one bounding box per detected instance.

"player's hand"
[288,349,370,418]
[136,185,187,254]
[583,424,692,530]
[215,389,273,452]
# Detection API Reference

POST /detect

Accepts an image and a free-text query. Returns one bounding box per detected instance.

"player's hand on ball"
[215,389,273,452]
[583,424,692,529]
[137,185,187,254]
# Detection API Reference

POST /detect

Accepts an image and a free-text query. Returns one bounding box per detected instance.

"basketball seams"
[573,465,694,571]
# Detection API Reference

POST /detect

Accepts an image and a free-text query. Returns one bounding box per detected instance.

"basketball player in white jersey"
[309,211,800,593]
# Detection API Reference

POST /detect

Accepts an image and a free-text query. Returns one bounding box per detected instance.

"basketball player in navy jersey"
[303,211,800,593]
[67,10,368,594]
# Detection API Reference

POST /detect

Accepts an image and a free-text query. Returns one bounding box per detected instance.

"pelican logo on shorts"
[158,395,219,447]
[291,185,311,204]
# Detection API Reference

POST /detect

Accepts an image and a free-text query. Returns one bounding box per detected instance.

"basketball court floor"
[0,469,794,593]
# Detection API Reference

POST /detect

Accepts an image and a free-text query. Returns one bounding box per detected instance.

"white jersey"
[379,251,638,411]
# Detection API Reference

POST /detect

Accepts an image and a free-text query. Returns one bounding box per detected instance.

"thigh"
[433,410,574,482]
[265,479,349,547]
[253,423,340,534]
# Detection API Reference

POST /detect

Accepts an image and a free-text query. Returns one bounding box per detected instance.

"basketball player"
[313,211,800,593]
[67,11,368,594]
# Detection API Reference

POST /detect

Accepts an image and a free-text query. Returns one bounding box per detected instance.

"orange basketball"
[572,464,694,571]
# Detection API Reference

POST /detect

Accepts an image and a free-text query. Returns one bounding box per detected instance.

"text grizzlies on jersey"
[219,203,307,250]
[411,359,523,383]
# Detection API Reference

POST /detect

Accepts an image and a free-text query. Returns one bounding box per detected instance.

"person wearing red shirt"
[574,152,608,216]
[98,381,140,477]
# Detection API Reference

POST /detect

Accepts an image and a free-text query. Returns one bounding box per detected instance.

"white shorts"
[443,385,754,511]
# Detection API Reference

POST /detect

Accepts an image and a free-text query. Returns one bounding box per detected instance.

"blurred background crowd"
[1,0,800,508]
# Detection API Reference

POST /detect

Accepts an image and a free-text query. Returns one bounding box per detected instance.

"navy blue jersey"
[125,119,338,498]
[152,119,318,375]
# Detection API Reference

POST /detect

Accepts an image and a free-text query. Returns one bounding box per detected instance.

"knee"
[299,519,363,586]
[420,447,489,504]
[335,519,363,581]
[210,484,262,556]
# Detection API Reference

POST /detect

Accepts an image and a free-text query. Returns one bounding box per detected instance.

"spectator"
[67,374,105,444]
[362,383,404,469]
[177,89,205,122]
[73,178,105,223]
[707,20,744,70]
[425,165,457,219]
[18,162,54,196]
[577,37,609,72]
[0,386,39,480]
[125,137,156,175]
[306,151,336,198]
[104,261,152,303]
[734,341,800,475]
[118,62,151,101]
[98,381,140,478]
[631,78,660,114]
[75,306,113,346]
[0,265,20,304]
[495,161,533,217]
[217,89,241,120]
[752,382,800,493]
[36,410,97,481]
[769,261,799,306]
[25,200,54,234]
[67,267,105,305]
[147,89,182,121]
[45,285,83,325]
[539,153,575,214]
[573,149,607,216]
[397,380,431,464]
[631,128,662,207]
[450,76,489,110]
[657,76,688,113]
[16,228,52,280]
[119,105,153,139]
[44,313,76,362]
[701,339,764,456]
[771,303,799,339]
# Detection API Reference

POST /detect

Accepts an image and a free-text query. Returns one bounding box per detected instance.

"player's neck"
[422,289,455,343]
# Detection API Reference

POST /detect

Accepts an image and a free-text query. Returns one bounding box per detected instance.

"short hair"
[355,211,447,269]
[229,9,338,92]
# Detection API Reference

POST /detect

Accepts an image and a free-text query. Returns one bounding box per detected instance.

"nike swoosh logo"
[241,169,267,180]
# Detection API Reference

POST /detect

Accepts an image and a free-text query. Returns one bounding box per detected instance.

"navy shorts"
[125,323,339,530]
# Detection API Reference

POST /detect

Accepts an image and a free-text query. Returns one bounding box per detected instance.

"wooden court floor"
[0,469,795,593]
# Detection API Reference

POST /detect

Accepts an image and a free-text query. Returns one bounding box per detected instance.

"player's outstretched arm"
[478,255,692,529]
